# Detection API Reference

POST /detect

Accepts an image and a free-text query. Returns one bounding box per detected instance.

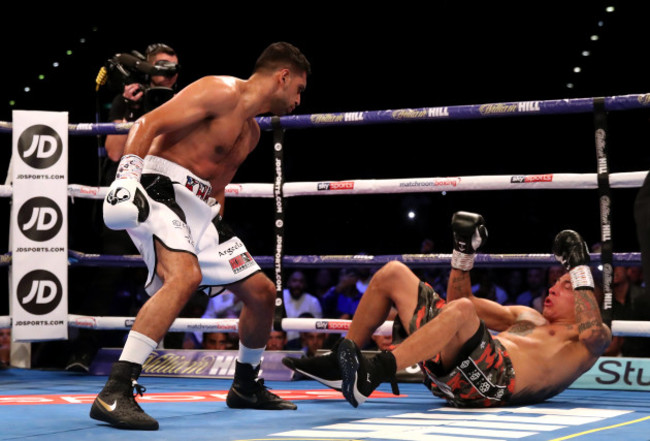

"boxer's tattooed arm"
[446,269,472,302]
[574,288,611,355]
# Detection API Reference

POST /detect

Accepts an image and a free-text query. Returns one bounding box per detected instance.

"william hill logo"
[143,351,216,376]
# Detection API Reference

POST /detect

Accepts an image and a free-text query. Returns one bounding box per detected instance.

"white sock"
[237,341,265,367]
[119,330,158,365]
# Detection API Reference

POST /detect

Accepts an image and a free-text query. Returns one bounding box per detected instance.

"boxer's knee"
[445,298,478,323]
[375,261,414,291]
[232,272,276,311]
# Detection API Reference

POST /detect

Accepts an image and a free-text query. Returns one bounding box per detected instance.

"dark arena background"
[1,4,649,260]
[1,4,650,440]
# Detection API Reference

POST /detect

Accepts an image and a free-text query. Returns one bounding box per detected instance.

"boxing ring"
[2,93,650,440]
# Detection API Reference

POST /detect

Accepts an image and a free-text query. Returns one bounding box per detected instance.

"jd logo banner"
[17,197,63,241]
[17,270,63,315]
[17,124,63,169]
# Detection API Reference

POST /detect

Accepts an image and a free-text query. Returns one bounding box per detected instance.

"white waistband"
[143,156,211,188]
[143,155,212,202]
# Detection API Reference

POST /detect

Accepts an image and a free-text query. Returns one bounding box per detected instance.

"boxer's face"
[271,69,306,115]
[543,274,576,321]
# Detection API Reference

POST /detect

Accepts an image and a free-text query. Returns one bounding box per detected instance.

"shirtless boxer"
[90,42,310,430]
[283,212,611,408]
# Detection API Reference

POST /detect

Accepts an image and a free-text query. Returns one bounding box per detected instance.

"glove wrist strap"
[116,154,144,180]
[569,265,594,290]
[451,249,475,271]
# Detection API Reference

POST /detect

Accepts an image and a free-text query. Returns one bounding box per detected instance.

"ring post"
[271,116,287,331]
[594,97,613,326]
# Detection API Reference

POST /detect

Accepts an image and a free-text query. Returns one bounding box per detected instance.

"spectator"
[0,328,10,368]
[184,289,243,349]
[626,265,644,288]
[321,268,363,319]
[297,332,327,357]
[604,266,650,357]
[471,269,508,304]
[266,330,288,351]
[204,289,245,318]
[312,268,335,299]
[203,332,236,350]
[414,237,448,297]
[283,270,323,342]
[503,269,525,304]
[547,264,567,286]
[516,267,547,313]
[356,267,373,294]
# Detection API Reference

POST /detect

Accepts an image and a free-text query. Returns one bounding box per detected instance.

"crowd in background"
[2,237,647,371]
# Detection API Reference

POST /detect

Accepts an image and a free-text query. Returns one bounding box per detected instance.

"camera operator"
[65,43,181,372]
[105,43,180,165]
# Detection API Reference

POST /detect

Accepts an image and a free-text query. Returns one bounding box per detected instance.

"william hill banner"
[11,111,68,341]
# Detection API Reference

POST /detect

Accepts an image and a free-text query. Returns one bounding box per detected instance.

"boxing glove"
[553,230,594,290]
[103,154,149,230]
[103,178,150,230]
[451,211,487,271]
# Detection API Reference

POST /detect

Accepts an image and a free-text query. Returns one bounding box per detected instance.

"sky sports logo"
[510,174,553,183]
[317,181,355,191]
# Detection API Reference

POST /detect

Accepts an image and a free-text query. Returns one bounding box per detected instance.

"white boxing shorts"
[126,155,261,295]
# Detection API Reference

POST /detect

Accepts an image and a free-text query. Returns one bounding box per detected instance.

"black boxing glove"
[451,211,487,271]
[553,230,594,290]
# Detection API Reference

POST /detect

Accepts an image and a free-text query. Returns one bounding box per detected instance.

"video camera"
[106,51,180,84]
[97,50,181,112]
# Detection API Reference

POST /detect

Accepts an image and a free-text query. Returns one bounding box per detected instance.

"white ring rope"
[66,314,394,336]
[0,315,642,337]
[0,171,647,200]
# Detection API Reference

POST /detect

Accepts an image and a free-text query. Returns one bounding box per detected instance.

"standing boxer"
[91,42,310,430]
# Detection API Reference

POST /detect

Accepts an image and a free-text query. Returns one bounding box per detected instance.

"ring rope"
[0,251,642,268]
[74,315,397,336]
[0,171,646,200]
[1,92,649,134]
[0,315,643,338]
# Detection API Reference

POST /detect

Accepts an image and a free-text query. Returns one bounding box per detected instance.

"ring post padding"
[271,116,287,331]
[594,97,613,326]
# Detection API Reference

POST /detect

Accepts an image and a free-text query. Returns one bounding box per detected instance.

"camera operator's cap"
[145,43,176,57]
[145,43,181,77]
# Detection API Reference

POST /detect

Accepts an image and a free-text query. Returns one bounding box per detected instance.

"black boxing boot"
[338,338,398,408]
[282,338,343,390]
[90,361,158,430]
[226,360,297,410]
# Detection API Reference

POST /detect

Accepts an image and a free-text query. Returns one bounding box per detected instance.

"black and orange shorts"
[392,281,516,407]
